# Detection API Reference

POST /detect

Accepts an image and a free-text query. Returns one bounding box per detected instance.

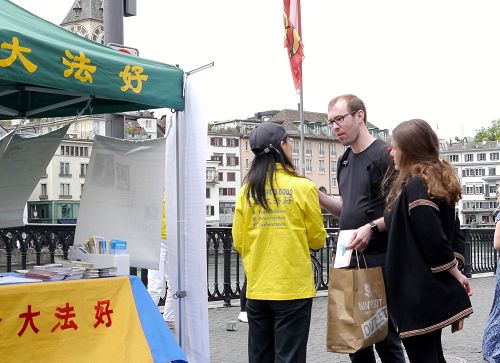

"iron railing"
[0,225,497,305]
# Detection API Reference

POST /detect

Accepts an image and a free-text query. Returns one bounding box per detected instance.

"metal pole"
[175,111,186,347]
[103,0,125,138]
[299,72,305,176]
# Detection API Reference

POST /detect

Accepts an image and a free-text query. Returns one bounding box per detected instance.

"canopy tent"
[0,0,184,119]
[0,1,209,361]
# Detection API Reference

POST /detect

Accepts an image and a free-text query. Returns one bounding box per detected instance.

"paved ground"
[207,274,496,362]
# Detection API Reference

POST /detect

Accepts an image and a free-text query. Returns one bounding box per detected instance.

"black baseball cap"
[249,122,287,156]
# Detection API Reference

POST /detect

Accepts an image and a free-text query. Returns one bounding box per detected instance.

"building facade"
[441,140,500,226]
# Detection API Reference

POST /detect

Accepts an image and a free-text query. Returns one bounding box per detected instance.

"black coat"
[384,176,473,338]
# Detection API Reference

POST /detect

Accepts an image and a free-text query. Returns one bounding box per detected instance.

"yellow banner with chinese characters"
[0,276,153,363]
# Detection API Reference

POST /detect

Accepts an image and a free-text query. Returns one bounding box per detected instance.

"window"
[465,154,474,162]
[491,152,499,161]
[448,154,459,162]
[305,159,312,173]
[474,185,484,194]
[80,163,88,176]
[478,153,486,161]
[219,188,236,196]
[59,162,70,176]
[206,168,217,182]
[65,146,70,155]
[61,203,73,218]
[465,215,476,224]
[60,146,65,155]
[330,143,336,155]
[60,183,71,197]
[245,159,249,168]
[292,141,299,155]
[81,147,88,157]
[206,205,215,217]
[314,124,321,134]
[465,185,474,194]
[331,178,337,187]
[462,168,474,177]
[489,185,497,195]
[226,138,239,147]
[475,168,485,176]
[226,154,239,166]
[210,137,223,146]
[30,204,48,220]
[305,142,312,156]
[206,188,211,198]
[70,146,75,156]
[331,160,337,173]
[489,168,496,176]
[40,184,47,196]
[218,172,223,181]
[318,143,325,156]
[211,153,223,165]
[293,158,299,168]
[319,160,325,174]
[245,141,248,151]
[227,172,236,182]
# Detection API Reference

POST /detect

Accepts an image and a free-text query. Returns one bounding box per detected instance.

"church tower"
[60,0,104,44]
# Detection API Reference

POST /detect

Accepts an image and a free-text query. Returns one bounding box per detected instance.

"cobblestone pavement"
[208,275,495,363]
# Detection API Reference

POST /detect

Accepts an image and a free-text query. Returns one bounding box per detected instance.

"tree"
[474,119,500,142]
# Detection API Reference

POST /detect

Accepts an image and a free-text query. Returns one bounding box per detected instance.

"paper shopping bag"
[326,266,388,353]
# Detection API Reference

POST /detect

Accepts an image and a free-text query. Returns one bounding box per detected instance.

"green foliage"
[474,119,500,141]
[207,123,214,131]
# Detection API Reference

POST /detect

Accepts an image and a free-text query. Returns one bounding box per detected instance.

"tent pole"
[174,111,186,347]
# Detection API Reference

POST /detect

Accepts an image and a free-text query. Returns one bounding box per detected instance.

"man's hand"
[347,224,372,252]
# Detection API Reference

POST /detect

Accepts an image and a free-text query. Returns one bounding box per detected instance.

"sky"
[10,0,500,141]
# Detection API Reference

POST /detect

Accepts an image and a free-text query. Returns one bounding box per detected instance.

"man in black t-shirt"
[318,94,404,363]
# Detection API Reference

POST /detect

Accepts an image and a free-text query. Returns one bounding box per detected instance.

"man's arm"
[347,217,386,251]
[318,189,342,216]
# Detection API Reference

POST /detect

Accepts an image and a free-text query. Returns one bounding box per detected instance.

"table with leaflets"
[0,275,187,363]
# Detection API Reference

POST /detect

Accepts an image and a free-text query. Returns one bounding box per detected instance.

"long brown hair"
[385,119,461,206]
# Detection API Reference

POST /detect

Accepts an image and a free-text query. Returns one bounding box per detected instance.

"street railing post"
[463,228,472,278]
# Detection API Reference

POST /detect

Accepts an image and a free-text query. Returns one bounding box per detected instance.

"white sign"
[107,43,139,56]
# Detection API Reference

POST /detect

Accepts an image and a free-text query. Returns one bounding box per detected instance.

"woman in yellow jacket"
[232,122,326,363]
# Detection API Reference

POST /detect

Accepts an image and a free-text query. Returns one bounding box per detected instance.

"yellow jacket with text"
[232,167,326,300]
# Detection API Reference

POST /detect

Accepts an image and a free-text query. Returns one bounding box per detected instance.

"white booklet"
[333,229,355,268]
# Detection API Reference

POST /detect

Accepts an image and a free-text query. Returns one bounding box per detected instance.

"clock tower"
[60,0,104,44]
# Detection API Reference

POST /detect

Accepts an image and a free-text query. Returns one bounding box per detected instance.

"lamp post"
[103,0,136,138]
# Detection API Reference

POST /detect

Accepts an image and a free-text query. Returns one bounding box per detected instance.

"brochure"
[333,229,355,268]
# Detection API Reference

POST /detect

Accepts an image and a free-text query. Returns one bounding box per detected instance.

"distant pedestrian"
[383,119,473,363]
[232,122,326,363]
[482,204,500,362]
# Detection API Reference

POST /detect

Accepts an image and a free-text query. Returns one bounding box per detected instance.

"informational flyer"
[333,229,355,268]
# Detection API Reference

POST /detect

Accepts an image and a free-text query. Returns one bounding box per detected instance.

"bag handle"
[354,250,368,269]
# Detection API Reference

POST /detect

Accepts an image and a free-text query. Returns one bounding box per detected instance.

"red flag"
[283,0,304,93]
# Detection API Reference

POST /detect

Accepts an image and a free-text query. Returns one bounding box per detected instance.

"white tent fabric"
[74,136,164,269]
[166,73,210,362]
[0,124,70,228]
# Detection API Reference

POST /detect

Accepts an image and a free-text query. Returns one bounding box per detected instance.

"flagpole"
[299,68,305,176]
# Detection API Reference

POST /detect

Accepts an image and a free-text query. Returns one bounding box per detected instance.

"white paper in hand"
[333,229,355,268]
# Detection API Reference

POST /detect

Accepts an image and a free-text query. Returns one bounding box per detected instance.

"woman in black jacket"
[383,119,473,363]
